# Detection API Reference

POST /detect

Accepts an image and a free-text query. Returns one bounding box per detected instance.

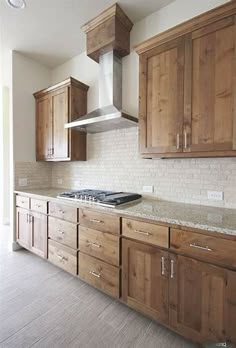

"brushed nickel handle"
[36,204,42,208]
[58,230,65,235]
[184,132,188,149]
[89,271,101,278]
[134,229,151,236]
[28,214,32,224]
[176,134,180,150]
[51,147,54,156]
[21,200,25,204]
[59,209,65,214]
[161,257,165,276]
[88,242,101,248]
[90,219,104,224]
[190,243,212,252]
[170,259,175,279]
[27,213,29,223]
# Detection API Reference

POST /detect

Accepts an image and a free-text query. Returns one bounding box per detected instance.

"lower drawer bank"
[15,193,236,346]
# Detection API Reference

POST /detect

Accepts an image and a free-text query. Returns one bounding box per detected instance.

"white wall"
[12,52,52,162]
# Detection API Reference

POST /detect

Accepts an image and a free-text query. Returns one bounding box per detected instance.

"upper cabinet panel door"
[184,17,236,152]
[139,38,185,155]
[36,96,52,160]
[51,87,69,160]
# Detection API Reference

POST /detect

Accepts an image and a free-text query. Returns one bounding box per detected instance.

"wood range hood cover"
[65,3,138,133]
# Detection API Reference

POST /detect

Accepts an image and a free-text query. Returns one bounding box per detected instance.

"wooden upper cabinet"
[139,38,184,154]
[34,77,89,162]
[184,17,236,153]
[122,239,169,323]
[36,96,52,160]
[136,2,236,158]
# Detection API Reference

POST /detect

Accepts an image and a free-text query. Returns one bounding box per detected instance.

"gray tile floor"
[0,225,199,348]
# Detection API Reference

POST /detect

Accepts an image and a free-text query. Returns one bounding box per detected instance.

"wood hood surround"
[81,3,133,63]
[135,1,236,159]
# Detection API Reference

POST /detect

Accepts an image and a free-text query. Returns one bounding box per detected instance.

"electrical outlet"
[18,178,28,187]
[143,186,154,193]
[207,191,224,201]
[57,179,63,185]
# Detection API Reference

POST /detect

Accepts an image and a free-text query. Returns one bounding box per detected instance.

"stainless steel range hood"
[65,51,138,133]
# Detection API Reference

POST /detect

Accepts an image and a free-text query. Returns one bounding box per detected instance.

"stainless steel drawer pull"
[171,259,175,279]
[134,229,151,236]
[58,230,65,235]
[90,219,103,224]
[184,132,188,149]
[88,242,101,248]
[161,257,165,276]
[21,200,25,204]
[59,210,65,214]
[89,271,101,278]
[190,243,212,252]
[36,204,42,208]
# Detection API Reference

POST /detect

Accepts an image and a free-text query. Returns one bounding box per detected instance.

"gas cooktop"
[57,189,142,208]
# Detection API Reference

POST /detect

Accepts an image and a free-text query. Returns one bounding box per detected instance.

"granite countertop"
[15,188,236,237]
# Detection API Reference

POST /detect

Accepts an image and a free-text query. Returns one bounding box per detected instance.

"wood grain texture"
[122,218,169,248]
[30,212,47,259]
[81,3,133,62]
[170,228,236,270]
[169,254,229,344]
[34,77,88,162]
[122,238,169,323]
[49,202,78,223]
[79,208,120,235]
[79,226,119,266]
[48,216,78,250]
[31,198,47,215]
[186,18,236,153]
[16,195,30,210]
[16,208,31,250]
[79,252,120,298]
[48,239,78,276]
[139,38,184,155]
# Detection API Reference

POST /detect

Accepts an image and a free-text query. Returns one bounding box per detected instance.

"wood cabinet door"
[51,87,69,160]
[30,212,47,259]
[184,17,236,153]
[139,37,185,155]
[169,254,229,344]
[36,95,52,160]
[122,239,169,323]
[16,208,31,250]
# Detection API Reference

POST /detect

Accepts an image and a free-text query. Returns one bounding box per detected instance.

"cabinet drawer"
[79,226,119,266]
[49,217,78,249]
[49,202,78,223]
[31,198,47,214]
[170,228,236,269]
[16,195,30,209]
[79,209,120,235]
[122,218,169,248]
[48,239,77,275]
[79,252,119,298]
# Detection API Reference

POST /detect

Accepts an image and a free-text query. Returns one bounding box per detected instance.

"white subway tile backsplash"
[15,128,236,209]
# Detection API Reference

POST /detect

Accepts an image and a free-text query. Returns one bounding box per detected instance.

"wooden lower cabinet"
[30,212,47,258]
[122,239,169,323]
[16,208,31,250]
[16,208,47,258]
[48,239,77,275]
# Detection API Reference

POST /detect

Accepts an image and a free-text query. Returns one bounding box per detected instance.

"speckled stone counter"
[15,188,236,237]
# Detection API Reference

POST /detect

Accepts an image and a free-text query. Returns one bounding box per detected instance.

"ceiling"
[0,0,174,68]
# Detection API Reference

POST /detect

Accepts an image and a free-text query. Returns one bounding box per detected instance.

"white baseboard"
[12,241,23,251]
